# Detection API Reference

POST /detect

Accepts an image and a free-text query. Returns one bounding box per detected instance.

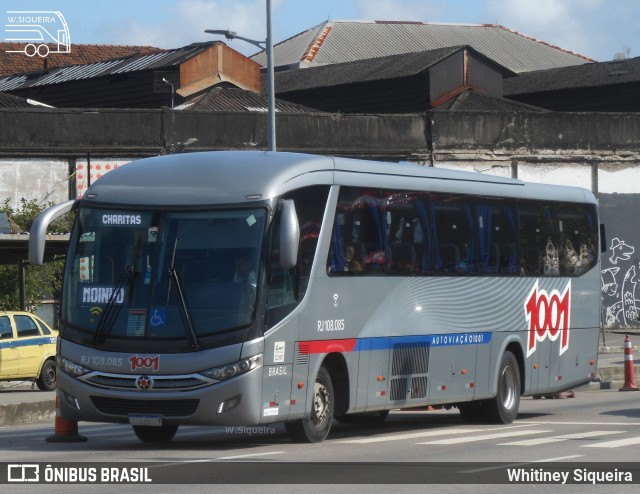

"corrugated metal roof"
[0,42,220,92]
[0,91,35,108]
[252,20,592,73]
[275,46,511,93]
[435,89,548,112]
[0,43,165,77]
[177,86,319,113]
[504,56,640,95]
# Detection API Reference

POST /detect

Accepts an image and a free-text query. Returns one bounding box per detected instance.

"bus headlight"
[199,354,262,382]
[58,356,91,377]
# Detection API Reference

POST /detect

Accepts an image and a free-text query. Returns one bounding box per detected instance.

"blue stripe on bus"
[0,337,57,350]
[352,332,492,352]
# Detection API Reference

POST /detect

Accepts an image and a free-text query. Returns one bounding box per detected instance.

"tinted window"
[432,194,476,274]
[0,316,12,339]
[476,198,518,274]
[557,202,598,276]
[15,315,41,337]
[518,201,558,276]
[328,188,384,275]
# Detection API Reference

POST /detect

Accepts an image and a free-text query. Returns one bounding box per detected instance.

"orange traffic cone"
[45,392,88,442]
[620,335,639,392]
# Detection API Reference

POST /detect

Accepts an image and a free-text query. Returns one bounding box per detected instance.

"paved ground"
[1,329,639,427]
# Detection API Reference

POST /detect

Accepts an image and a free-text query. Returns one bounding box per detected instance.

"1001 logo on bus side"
[524,281,571,357]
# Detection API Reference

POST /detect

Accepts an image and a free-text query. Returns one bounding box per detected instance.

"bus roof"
[81,151,596,207]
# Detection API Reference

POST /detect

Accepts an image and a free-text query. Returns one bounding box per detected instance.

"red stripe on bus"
[299,339,358,355]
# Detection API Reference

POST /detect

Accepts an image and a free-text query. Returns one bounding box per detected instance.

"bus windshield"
[62,206,267,347]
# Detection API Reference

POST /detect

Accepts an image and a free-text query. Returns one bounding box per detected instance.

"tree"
[0,198,74,312]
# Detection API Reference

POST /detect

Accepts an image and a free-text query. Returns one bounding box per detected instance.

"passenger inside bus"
[344,244,363,272]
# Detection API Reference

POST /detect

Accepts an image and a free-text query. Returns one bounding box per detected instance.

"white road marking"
[417,429,552,445]
[582,436,640,448]
[498,430,625,446]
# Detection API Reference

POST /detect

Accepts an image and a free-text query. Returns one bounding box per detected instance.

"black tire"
[285,366,334,442]
[485,351,521,424]
[335,410,389,424]
[36,359,56,391]
[132,425,178,443]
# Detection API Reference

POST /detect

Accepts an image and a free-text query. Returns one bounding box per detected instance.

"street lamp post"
[205,0,276,151]
[162,78,174,109]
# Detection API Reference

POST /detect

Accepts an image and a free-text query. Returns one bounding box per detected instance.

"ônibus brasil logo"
[524,280,571,357]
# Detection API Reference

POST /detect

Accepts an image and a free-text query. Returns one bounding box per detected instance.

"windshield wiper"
[93,238,141,346]
[167,238,200,350]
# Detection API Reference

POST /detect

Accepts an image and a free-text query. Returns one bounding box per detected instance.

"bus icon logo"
[8,464,39,482]
[4,11,71,57]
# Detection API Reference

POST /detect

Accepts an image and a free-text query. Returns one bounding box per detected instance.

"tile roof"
[0,43,165,76]
[177,86,319,113]
[252,20,592,74]
[504,56,640,95]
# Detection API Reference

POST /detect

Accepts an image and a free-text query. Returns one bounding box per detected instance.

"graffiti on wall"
[602,237,638,327]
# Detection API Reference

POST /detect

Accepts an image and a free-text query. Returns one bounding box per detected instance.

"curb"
[0,400,55,427]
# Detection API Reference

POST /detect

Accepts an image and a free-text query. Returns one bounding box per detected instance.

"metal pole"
[19,259,26,311]
[266,0,276,151]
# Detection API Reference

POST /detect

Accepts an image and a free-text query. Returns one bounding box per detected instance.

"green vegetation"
[0,198,74,312]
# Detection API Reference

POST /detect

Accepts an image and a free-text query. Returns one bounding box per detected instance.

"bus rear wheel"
[132,424,178,443]
[485,351,520,424]
[285,366,334,442]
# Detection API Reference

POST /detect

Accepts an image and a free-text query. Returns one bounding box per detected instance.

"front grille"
[86,374,206,391]
[91,396,199,417]
[83,372,213,391]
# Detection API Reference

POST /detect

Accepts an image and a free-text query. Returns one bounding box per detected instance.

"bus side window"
[432,194,477,275]
[556,202,598,276]
[476,198,518,275]
[328,187,384,276]
[518,201,558,277]
[384,191,430,275]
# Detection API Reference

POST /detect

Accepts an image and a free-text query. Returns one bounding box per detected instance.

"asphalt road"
[1,387,639,493]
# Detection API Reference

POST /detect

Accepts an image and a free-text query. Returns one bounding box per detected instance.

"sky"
[2,0,639,62]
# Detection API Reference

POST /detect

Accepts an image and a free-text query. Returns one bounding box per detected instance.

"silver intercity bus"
[30,151,602,443]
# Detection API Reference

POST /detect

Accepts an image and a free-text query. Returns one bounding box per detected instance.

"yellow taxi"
[0,311,58,391]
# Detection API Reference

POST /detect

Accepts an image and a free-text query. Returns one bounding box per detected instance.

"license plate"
[128,414,163,426]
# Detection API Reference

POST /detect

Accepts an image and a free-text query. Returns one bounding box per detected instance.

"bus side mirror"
[279,199,300,269]
[29,200,75,265]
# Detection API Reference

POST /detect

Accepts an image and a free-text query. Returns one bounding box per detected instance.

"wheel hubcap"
[311,381,330,426]
[500,365,516,410]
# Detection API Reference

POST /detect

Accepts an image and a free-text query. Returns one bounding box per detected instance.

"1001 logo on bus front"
[524,281,571,357]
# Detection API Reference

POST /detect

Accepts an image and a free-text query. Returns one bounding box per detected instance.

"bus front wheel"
[485,351,520,424]
[285,366,334,442]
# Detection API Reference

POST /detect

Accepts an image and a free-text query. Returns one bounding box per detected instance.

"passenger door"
[0,315,19,377]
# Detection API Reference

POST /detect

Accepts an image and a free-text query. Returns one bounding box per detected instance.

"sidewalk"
[1,330,639,427]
